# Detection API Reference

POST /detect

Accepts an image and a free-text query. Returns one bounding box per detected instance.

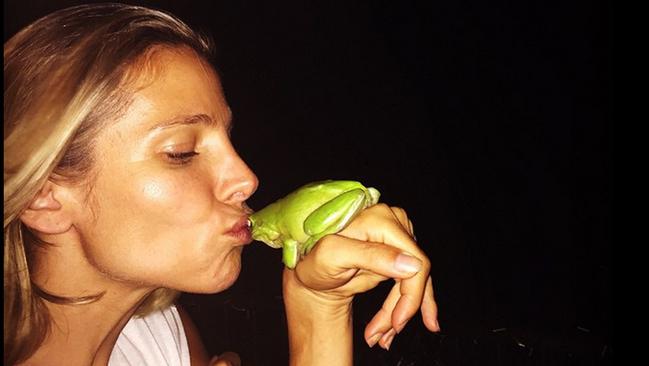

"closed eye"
[165,151,199,165]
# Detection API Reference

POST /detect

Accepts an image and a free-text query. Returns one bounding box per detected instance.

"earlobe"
[20,182,73,234]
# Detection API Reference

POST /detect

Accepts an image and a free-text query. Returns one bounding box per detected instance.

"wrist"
[282,268,353,315]
[282,269,353,366]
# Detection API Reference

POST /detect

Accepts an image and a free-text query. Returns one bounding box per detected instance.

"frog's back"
[298,180,367,194]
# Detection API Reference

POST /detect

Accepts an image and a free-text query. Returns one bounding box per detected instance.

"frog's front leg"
[301,188,368,255]
[282,238,300,269]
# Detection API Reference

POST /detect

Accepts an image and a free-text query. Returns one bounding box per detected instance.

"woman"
[4,3,439,365]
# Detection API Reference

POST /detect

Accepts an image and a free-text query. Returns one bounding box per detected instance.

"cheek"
[77,170,231,288]
[131,173,213,225]
[141,181,165,200]
[83,170,216,263]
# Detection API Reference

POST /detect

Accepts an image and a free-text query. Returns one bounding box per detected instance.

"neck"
[26,290,152,366]
[22,231,157,366]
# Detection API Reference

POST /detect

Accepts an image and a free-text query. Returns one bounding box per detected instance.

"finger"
[389,252,431,332]
[346,204,432,332]
[379,328,397,350]
[351,205,426,260]
[336,204,429,299]
[364,272,433,338]
[375,213,432,333]
[364,282,401,347]
[210,352,241,366]
[300,236,425,283]
[346,240,423,280]
[421,276,440,332]
[408,219,415,240]
[370,214,430,328]
[389,206,412,235]
[339,268,389,293]
[391,289,422,334]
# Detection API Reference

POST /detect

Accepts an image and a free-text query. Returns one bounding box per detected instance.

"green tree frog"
[248,180,381,269]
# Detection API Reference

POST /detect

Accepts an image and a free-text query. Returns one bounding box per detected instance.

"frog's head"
[248,216,283,248]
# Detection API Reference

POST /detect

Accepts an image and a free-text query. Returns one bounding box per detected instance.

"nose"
[218,153,259,207]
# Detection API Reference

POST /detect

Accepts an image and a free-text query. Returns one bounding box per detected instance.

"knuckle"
[355,203,390,225]
[390,206,406,215]
[420,256,432,272]
[317,234,335,250]
[313,235,337,262]
[373,202,392,214]
[294,268,308,287]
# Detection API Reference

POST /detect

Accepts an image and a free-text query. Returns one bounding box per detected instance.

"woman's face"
[73,46,258,294]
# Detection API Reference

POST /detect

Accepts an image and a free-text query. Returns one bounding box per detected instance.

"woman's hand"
[284,203,439,353]
[209,352,241,366]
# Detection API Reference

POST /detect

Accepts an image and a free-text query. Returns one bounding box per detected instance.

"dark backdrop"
[5,1,611,365]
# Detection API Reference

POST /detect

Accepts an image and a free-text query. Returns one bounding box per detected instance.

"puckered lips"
[226,216,253,245]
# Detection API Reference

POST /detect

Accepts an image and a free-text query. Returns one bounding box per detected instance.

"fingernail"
[394,253,422,273]
[382,329,396,350]
[367,333,382,347]
[435,319,441,332]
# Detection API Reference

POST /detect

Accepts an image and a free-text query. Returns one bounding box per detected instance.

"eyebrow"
[148,112,233,133]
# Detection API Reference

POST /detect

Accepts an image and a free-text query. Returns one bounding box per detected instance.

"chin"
[191,248,243,294]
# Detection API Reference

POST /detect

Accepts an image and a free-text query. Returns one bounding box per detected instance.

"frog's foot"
[301,188,368,255]
[304,189,367,234]
[367,187,381,206]
[282,239,300,269]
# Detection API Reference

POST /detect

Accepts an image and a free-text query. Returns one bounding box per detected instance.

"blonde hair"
[4,3,214,364]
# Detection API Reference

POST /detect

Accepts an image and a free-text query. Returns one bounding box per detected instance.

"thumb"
[339,239,423,277]
[296,235,422,287]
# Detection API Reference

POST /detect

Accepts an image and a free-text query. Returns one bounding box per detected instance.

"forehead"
[117,46,231,133]
[131,45,225,105]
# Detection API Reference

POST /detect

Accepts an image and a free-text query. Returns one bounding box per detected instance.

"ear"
[20,181,74,234]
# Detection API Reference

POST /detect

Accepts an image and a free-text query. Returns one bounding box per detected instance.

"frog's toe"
[282,239,299,269]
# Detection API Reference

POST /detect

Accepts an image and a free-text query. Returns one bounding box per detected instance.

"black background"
[5,1,611,365]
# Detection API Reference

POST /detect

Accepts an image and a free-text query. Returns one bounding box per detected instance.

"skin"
[285,204,440,364]
[20,46,257,365]
[19,45,439,366]
[249,180,381,268]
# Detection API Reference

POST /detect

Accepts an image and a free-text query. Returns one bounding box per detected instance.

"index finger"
[343,205,435,331]
[384,225,436,333]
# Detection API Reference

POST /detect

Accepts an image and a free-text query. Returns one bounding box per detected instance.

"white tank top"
[108,304,191,366]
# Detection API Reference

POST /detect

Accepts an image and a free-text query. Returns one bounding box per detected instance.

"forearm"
[283,270,353,366]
